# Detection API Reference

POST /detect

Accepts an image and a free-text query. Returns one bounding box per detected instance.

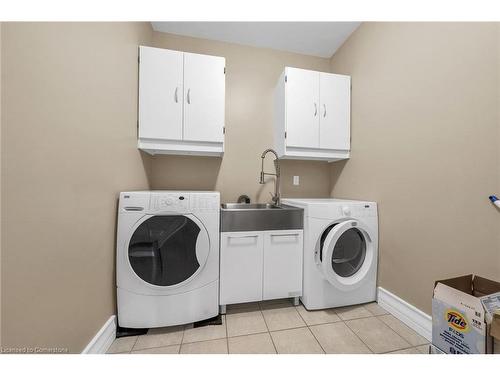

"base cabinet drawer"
[219,232,264,305]
[263,230,303,300]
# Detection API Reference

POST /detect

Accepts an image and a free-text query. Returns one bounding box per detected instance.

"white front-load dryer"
[281,198,378,310]
[116,191,220,328]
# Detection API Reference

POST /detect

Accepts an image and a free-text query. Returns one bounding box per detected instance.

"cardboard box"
[482,293,500,354]
[432,274,500,354]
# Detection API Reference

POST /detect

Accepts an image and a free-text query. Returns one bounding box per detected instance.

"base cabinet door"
[263,230,303,300]
[220,232,264,305]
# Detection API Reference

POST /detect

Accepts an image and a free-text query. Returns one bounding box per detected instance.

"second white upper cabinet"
[319,73,351,151]
[138,46,225,156]
[274,67,351,162]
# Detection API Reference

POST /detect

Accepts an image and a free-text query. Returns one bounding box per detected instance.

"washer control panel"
[339,203,377,218]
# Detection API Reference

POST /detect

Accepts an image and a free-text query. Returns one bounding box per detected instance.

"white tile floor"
[107,299,430,354]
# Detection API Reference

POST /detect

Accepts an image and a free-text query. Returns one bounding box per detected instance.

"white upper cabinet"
[274,67,351,162]
[138,47,183,141]
[183,52,225,143]
[319,73,351,151]
[285,68,320,149]
[138,46,225,156]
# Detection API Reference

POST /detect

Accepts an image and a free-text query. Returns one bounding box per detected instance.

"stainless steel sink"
[220,203,303,232]
[221,203,282,210]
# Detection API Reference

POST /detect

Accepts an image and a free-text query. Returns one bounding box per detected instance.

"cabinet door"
[183,52,225,143]
[220,232,264,305]
[263,230,303,301]
[319,73,351,150]
[285,68,320,149]
[138,46,183,140]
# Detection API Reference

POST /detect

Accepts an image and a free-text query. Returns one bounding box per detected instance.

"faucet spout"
[259,149,281,206]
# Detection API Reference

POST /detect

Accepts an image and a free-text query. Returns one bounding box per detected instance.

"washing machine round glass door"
[127,214,209,288]
[319,219,375,291]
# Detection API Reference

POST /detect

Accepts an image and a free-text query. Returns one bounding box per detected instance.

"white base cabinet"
[220,230,303,306]
[219,232,264,305]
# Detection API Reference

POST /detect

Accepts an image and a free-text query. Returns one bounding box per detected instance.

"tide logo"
[445,309,469,332]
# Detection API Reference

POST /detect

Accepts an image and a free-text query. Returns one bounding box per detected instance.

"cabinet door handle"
[174,87,178,103]
[323,104,326,118]
[227,234,258,239]
[187,88,191,104]
[314,103,317,117]
[270,233,299,238]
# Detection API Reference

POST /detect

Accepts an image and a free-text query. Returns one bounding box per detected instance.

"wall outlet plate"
[293,176,300,186]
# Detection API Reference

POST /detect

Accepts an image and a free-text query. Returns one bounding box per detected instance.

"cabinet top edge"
[284,66,350,78]
[139,45,226,62]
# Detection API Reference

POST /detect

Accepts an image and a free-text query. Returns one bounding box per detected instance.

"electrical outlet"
[293,176,300,186]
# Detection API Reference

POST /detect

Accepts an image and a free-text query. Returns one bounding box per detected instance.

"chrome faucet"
[259,149,281,206]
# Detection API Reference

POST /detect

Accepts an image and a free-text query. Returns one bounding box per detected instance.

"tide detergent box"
[481,292,500,354]
[432,275,500,354]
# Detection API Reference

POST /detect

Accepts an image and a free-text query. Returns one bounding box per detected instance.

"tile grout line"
[373,314,414,350]
[378,312,429,345]
[294,304,326,354]
[342,317,374,354]
[135,320,381,351]
[381,345,425,354]
[130,326,187,353]
[129,335,139,353]
[224,315,229,354]
[316,305,375,353]
[260,304,278,354]
[178,324,186,354]
[132,343,182,354]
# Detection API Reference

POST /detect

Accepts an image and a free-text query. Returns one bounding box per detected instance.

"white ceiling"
[151,22,360,58]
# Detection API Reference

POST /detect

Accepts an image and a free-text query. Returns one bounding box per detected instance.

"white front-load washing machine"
[116,191,220,328]
[281,198,378,310]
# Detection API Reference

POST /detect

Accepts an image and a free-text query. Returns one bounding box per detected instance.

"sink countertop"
[220,203,303,232]
[221,203,303,211]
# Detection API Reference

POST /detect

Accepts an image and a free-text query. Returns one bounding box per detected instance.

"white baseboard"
[377,287,432,342]
[82,315,116,354]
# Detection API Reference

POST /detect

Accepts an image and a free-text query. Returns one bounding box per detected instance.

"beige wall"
[1,23,153,352]
[329,22,500,313]
[150,32,332,202]
[0,21,2,347]
[498,24,500,273]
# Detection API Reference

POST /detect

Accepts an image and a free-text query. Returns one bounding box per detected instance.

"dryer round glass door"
[319,219,375,291]
[127,214,210,288]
